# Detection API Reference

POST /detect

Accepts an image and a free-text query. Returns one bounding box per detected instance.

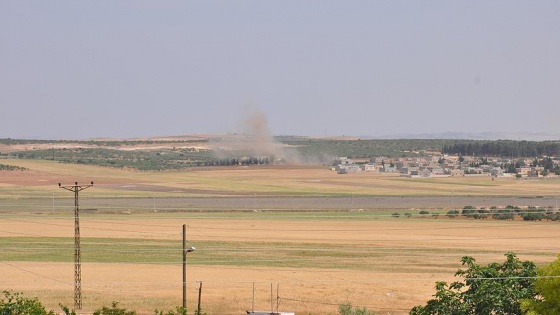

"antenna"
[58,181,94,310]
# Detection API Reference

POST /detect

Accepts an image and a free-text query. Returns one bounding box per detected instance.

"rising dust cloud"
[210,107,328,165]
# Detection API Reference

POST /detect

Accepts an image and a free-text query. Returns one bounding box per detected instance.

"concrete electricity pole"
[59,181,93,310]
[183,224,195,310]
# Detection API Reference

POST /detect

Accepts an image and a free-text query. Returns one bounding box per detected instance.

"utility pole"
[452,190,455,210]
[59,181,93,310]
[183,224,186,309]
[196,281,202,315]
[183,224,195,310]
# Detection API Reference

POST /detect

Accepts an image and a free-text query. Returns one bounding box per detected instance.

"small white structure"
[490,167,504,177]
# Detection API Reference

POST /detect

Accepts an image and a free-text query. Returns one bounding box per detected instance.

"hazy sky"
[1,1,559,139]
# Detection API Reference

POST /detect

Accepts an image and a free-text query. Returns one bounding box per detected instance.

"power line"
[1,217,178,236]
[0,261,72,286]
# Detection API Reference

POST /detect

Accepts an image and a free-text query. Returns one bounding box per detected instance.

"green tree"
[0,291,55,315]
[93,302,136,315]
[60,304,76,315]
[461,206,477,219]
[522,254,560,314]
[446,210,460,218]
[410,252,537,315]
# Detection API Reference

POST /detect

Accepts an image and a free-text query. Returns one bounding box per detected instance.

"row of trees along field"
[441,140,560,157]
[4,253,560,315]
[392,205,560,222]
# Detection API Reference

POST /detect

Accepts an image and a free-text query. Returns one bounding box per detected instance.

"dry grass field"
[1,160,560,314]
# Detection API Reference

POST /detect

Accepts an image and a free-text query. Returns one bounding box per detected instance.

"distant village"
[333,155,560,179]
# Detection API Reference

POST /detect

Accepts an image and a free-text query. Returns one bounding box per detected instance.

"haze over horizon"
[1,1,559,140]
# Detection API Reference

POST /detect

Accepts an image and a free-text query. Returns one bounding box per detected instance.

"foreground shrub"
[93,301,136,315]
[154,306,189,315]
[0,291,55,315]
[338,302,376,315]
[522,254,560,314]
[410,252,537,315]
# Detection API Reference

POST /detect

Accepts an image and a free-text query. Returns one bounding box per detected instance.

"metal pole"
[452,190,455,210]
[59,181,93,310]
[74,184,81,310]
[276,283,280,312]
[196,281,202,315]
[183,224,186,309]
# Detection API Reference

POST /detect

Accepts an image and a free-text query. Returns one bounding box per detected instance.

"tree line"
[442,140,560,157]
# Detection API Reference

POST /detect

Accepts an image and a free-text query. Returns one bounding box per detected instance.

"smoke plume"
[210,106,334,165]
[210,107,283,162]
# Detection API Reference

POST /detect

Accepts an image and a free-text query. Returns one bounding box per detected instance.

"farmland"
[1,158,560,314]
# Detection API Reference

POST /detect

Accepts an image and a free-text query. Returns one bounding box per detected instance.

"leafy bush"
[492,209,515,220]
[0,293,195,315]
[411,252,537,315]
[446,210,460,218]
[545,211,560,221]
[522,254,560,314]
[0,164,28,171]
[520,207,546,221]
[475,208,489,219]
[338,302,376,315]
[0,290,55,315]
[60,304,76,315]
[461,206,477,219]
[155,306,206,315]
[93,301,136,315]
